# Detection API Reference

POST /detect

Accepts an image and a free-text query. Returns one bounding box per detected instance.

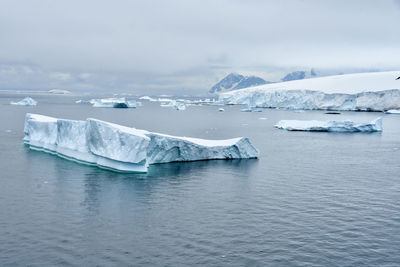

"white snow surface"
[275,117,382,132]
[24,113,258,172]
[10,97,37,106]
[219,71,400,111]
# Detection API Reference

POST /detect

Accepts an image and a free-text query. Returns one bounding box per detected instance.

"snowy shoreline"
[219,71,400,112]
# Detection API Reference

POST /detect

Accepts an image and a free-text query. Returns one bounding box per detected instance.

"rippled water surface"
[1,94,400,266]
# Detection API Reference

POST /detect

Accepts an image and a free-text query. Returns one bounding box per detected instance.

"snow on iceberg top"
[385,109,400,114]
[221,71,400,95]
[275,117,382,132]
[26,113,57,122]
[87,118,149,139]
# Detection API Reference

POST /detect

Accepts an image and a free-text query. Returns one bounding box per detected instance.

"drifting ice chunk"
[160,100,187,110]
[24,113,258,173]
[75,99,92,104]
[385,109,400,114]
[275,117,382,132]
[90,98,136,108]
[10,97,37,106]
[139,96,157,102]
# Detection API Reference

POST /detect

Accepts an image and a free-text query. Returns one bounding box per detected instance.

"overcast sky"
[1,0,400,94]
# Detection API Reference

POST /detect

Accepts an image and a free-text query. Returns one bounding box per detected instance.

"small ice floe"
[48,89,71,94]
[241,108,253,112]
[10,97,37,106]
[275,117,382,132]
[139,96,158,102]
[90,98,136,108]
[293,110,305,113]
[160,100,186,110]
[218,108,225,112]
[259,117,267,120]
[325,112,341,115]
[385,109,400,114]
[75,100,91,104]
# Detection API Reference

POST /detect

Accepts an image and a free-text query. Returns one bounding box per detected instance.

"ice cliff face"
[210,73,269,93]
[275,117,382,132]
[24,114,259,173]
[219,71,400,111]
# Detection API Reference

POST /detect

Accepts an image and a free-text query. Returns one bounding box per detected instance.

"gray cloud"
[0,0,399,94]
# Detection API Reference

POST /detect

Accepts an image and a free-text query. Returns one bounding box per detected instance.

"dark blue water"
[1,93,400,266]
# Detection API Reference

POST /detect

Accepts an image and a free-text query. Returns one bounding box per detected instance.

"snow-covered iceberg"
[160,100,187,110]
[219,71,400,112]
[275,117,382,132]
[10,97,37,106]
[90,98,136,108]
[385,109,400,114]
[24,113,258,172]
[139,96,158,102]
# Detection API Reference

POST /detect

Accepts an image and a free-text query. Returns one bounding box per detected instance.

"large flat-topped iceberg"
[219,71,400,111]
[275,117,382,132]
[24,113,258,172]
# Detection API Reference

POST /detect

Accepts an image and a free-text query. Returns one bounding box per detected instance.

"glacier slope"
[219,71,400,111]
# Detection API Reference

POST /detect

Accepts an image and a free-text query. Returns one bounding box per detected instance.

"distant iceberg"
[139,96,158,102]
[90,98,136,108]
[275,117,382,132]
[219,71,400,112]
[24,113,259,173]
[385,109,400,114]
[75,99,92,104]
[160,100,186,110]
[10,97,37,106]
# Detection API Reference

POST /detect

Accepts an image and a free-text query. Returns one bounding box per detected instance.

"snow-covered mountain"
[281,69,317,82]
[210,73,270,93]
[219,71,400,111]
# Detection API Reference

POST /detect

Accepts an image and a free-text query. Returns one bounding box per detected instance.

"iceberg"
[24,113,258,172]
[75,99,92,104]
[275,117,382,132]
[90,98,136,108]
[219,71,400,112]
[160,100,187,110]
[10,97,37,106]
[385,109,400,114]
[139,96,158,102]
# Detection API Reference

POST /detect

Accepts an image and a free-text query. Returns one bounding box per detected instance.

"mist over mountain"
[281,69,317,82]
[209,73,270,93]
